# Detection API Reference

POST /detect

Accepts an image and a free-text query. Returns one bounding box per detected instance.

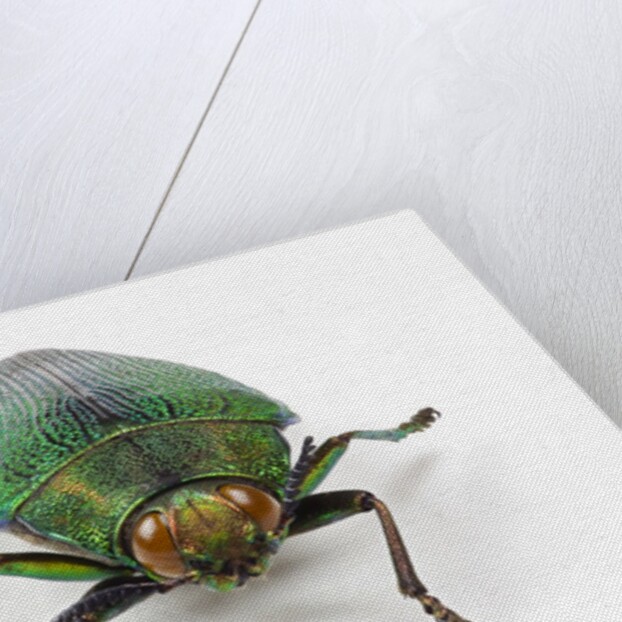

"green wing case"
[0,349,299,520]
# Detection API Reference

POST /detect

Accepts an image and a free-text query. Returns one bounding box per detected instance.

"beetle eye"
[218,483,282,532]
[131,512,187,579]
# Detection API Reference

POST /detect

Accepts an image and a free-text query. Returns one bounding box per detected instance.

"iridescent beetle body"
[0,350,471,622]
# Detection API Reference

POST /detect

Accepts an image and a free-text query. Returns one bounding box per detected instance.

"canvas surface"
[0,211,620,621]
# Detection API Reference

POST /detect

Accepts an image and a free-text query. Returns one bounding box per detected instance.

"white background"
[0,213,620,621]
[2,1,622,425]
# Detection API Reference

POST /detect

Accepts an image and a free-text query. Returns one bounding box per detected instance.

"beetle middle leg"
[288,490,471,622]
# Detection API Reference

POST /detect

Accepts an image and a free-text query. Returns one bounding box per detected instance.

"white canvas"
[0,211,620,621]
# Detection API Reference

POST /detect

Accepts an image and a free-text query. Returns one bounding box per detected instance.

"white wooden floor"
[2,1,622,426]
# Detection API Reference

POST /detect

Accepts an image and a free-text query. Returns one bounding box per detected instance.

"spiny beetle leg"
[0,553,131,582]
[51,575,172,622]
[294,408,440,498]
[288,490,471,622]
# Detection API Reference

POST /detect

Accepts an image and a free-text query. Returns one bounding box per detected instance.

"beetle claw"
[412,407,440,426]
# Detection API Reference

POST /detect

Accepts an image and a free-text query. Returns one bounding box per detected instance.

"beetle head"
[125,479,283,590]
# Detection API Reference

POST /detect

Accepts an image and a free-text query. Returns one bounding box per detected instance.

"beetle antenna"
[280,436,316,526]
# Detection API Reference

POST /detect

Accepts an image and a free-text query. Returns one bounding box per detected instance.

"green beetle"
[0,349,470,622]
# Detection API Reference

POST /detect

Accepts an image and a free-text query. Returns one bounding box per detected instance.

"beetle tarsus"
[400,407,441,433]
[419,594,472,622]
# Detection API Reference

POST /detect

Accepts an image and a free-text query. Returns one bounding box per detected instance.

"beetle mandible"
[0,350,471,621]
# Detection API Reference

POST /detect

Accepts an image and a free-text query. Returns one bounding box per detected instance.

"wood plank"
[133,0,622,425]
[0,0,257,311]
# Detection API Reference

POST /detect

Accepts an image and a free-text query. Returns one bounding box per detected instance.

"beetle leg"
[293,407,439,499]
[0,552,132,581]
[288,490,471,622]
[51,575,173,622]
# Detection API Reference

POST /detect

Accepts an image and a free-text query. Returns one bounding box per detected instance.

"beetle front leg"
[51,575,172,622]
[288,490,471,622]
[0,552,132,582]
[291,408,439,499]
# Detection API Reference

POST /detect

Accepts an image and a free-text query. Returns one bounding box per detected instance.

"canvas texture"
[0,211,620,621]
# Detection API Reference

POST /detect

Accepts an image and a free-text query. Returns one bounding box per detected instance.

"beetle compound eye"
[218,484,282,532]
[131,512,187,579]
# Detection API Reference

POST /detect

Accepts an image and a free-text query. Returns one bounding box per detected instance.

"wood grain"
[0,0,257,311]
[133,0,622,425]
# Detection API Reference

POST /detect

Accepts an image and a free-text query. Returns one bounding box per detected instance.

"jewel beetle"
[0,349,471,622]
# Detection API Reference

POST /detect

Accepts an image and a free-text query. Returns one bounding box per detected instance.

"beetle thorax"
[124,479,283,590]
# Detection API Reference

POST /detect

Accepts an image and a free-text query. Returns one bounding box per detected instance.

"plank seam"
[124,0,265,280]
